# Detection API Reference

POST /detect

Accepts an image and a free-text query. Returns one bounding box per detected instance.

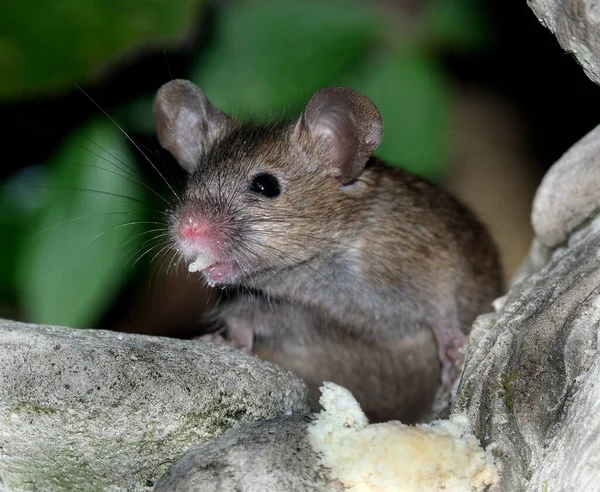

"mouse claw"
[195,332,253,355]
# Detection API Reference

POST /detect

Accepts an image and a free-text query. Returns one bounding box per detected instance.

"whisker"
[132,241,169,267]
[149,244,174,283]
[40,53,182,203]
[79,155,171,207]
[123,229,170,248]
[36,212,147,235]
[4,185,148,205]
[15,116,145,183]
[87,221,166,245]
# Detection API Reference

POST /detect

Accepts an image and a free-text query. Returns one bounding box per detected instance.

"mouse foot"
[195,321,254,355]
[431,322,468,391]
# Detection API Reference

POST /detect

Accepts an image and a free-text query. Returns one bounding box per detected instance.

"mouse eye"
[250,173,281,198]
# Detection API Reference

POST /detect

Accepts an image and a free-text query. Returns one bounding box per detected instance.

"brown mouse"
[153,80,503,423]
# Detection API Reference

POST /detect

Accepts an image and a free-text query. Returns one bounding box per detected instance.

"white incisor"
[188,255,211,273]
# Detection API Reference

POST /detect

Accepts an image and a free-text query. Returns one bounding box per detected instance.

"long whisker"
[229,219,421,306]
[79,156,171,207]
[40,54,181,203]
[36,212,147,235]
[123,229,170,248]
[241,237,361,307]
[87,221,163,245]
[235,241,297,301]
[132,241,170,267]
[3,184,148,205]
[148,244,176,284]
[15,116,146,183]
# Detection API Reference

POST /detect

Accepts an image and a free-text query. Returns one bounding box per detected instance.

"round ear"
[299,87,383,184]
[153,80,234,173]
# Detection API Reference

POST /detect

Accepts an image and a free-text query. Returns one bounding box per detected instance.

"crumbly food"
[307,382,499,492]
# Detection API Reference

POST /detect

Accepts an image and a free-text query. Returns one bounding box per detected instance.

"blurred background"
[1,0,599,338]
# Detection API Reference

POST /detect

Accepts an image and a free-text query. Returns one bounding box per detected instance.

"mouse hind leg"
[203,295,442,423]
[256,328,441,423]
[427,303,469,390]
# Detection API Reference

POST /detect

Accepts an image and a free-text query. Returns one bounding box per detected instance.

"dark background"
[1,0,598,338]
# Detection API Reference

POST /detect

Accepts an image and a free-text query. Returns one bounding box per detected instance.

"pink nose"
[178,215,211,241]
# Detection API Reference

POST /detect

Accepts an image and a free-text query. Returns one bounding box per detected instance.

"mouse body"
[154,80,503,423]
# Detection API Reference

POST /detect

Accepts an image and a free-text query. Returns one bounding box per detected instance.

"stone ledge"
[0,320,309,491]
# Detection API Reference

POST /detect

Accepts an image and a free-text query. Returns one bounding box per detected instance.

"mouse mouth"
[187,254,240,286]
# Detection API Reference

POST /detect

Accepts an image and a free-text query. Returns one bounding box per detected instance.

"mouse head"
[154,79,383,287]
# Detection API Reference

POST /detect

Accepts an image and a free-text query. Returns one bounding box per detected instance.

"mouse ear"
[299,87,383,184]
[153,79,234,173]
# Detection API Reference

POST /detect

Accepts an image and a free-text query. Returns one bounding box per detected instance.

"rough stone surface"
[453,216,600,491]
[531,123,600,248]
[0,320,309,491]
[528,0,600,86]
[526,354,600,492]
[155,414,343,492]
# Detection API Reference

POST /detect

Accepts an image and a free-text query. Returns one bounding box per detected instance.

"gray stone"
[526,355,600,492]
[531,123,600,248]
[508,238,552,288]
[0,320,309,491]
[154,415,343,492]
[528,0,600,86]
[453,216,600,491]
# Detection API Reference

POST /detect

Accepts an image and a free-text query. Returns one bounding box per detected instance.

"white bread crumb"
[307,382,498,492]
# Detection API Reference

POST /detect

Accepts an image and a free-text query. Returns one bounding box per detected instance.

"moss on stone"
[10,402,58,416]
[491,370,518,410]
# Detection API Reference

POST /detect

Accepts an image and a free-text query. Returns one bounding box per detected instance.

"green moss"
[11,401,58,416]
[9,389,265,490]
[492,370,518,410]
[7,457,102,492]
[137,389,255,481]
[542,480,549,492]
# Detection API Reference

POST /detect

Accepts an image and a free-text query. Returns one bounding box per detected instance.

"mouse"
[153,79,503,423]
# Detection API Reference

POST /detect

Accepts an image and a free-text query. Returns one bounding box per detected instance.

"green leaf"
[0,166,50,299]
[0,0,205,100]
[191,0,379,121]
[352,50,450,180]
[16,120,147,328]
[422,0,492,52]
[114,95,157,135]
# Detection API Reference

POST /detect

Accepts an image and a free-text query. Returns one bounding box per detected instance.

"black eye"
[250,173,281,198]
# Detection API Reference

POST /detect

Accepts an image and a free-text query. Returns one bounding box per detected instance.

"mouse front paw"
[195,319,254,355]
[195,333,253,355]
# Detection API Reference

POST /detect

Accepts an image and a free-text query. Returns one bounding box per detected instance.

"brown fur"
[154,80,503,423]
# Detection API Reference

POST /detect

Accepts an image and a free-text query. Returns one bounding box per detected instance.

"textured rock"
[526,354,600,492]
[531,123,600,248]
[453,215,600,491]
[0,320,309,491]
[528,0,600,86]
[154,414,342,492]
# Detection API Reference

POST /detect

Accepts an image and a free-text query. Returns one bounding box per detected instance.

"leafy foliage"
[191,0,378,120]
[1,0,490,327]
[354,50,450,177]
[16,121,146,327]
[0,0,205,100]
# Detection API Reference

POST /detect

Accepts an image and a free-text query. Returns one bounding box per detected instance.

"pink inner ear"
[300,86,382,183]
[308,105,356,166]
